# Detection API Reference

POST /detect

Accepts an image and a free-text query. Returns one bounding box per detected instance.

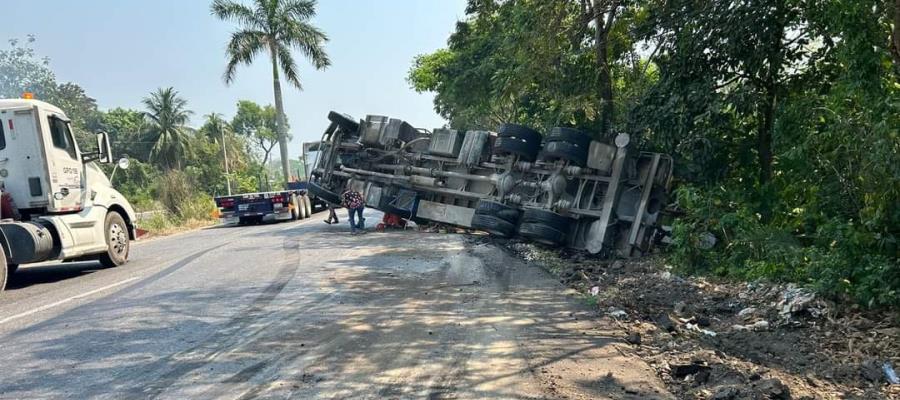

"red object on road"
[375,213,407,232]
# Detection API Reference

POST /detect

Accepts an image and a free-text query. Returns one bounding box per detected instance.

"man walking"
[341,186,366,234]
[323,203,340,225]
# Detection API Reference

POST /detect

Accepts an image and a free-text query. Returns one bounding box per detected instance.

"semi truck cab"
[0,99,137,292]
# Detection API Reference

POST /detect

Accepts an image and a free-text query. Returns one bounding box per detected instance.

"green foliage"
[0,36,102,146]
[231,100,284,165]
[143,87,194,170]
[414,0,900,308]
[211,0,330,184]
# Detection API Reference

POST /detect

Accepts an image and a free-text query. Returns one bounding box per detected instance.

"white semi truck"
[0,98,137,292]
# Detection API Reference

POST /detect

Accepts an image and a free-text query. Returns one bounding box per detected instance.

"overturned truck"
[308,112,673,257]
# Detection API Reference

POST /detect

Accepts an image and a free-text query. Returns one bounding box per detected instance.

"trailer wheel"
[498,123,543,145]
[100,211,130,268]
[540,140,589,167]
[328,111,360,134]
[494,136,541,162]
[308,182,341,205]
[518,222,566,246]
[290,194,300,220]
[303,195,313,217]
[470,214,516,238]
[521,209,572,233]
[0,250,8,292]
[300,195,309,219]
[474,200,521,224]
[547,127,592,148]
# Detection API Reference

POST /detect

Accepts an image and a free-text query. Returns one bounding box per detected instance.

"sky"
[3,0,467,159]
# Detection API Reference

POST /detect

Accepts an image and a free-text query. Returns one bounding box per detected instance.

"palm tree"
[201,113,234,195]
[143,87,193,170]
[211,0,330,186]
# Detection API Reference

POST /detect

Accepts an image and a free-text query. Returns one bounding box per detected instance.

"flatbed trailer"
[214,189,314,225]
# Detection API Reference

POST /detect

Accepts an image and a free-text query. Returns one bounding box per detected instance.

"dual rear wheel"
[469,201,573,247]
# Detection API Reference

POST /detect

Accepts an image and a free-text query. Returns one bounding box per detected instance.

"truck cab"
[0,99,137,291]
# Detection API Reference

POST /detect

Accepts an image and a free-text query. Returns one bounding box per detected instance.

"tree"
[142,87,193,170]
[211,0,330,187]
[0,36,101,146]
[101,108,149,161]
[231,100,285,167]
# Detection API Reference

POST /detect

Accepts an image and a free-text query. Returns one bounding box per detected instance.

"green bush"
[670,185,900,308]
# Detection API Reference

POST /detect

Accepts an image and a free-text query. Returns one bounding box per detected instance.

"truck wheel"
[474,200,521,224]
[518,222,566,246]
[0,251,7,292]
[547,127,592,148]
[328,111,360,134]
[540,141,589,167]
[521,209,572,233]
[299,195,308,219]
[498,123,543,145]
[494,136,541,162]
[308,182,342,205]
[470,214,516,238]
[302,195,313,217]
[99,211,130,268]
[291,194,301,220]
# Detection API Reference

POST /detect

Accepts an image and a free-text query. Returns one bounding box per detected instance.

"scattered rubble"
[502,240,900,399]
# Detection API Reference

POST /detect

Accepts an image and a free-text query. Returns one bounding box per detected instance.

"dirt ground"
[492,237,900,400]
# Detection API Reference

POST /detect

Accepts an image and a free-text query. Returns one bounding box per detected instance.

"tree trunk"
[892,0,900,73]
[270,44,292,188]
[757,91,775,187]
[594,1,616,137]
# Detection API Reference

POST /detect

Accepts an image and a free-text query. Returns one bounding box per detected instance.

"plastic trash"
[884,362,899,385]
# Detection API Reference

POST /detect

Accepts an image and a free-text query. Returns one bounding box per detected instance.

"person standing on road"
[341,186,366,234]
[324,203,340,225]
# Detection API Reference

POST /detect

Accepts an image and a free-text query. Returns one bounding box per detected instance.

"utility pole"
[221,130,232,196]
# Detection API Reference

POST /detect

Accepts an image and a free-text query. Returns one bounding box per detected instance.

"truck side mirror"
[82,131,113,163]
[96,131,113,163]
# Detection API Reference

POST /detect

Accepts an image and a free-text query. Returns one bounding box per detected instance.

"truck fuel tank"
[0,221,55,264]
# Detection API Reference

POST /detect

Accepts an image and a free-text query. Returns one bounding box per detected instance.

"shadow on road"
[0,216,668,399]
[6,261,107,291]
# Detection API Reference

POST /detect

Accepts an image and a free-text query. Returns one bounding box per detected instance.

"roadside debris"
[885,362,899,385]
[501,239,900,399]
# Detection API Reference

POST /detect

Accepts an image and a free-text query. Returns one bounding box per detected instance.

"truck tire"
[308,182,341,205]
[300,195,309,219]
[0,250,7,292]
[494,136,541,162]
[540,140,589,167]
[547,127,592,148]
[291,194,301,220]
[99,211,130,268]
[470,214,516,238]
[328,111,360,134]
[474,200,521,224]
[303,195,313,217]
[518,222,566,246]
[521,209,572,233]
[498,123,543,145]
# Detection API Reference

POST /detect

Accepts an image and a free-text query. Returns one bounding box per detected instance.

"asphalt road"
[0,210,670,399]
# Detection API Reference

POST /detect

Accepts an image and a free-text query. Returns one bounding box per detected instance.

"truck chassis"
[308,112,673,257]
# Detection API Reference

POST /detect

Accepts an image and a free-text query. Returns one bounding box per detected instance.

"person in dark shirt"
[341,186,366,234]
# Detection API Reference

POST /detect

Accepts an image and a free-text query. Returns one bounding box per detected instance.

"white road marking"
[0,277,141,325]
